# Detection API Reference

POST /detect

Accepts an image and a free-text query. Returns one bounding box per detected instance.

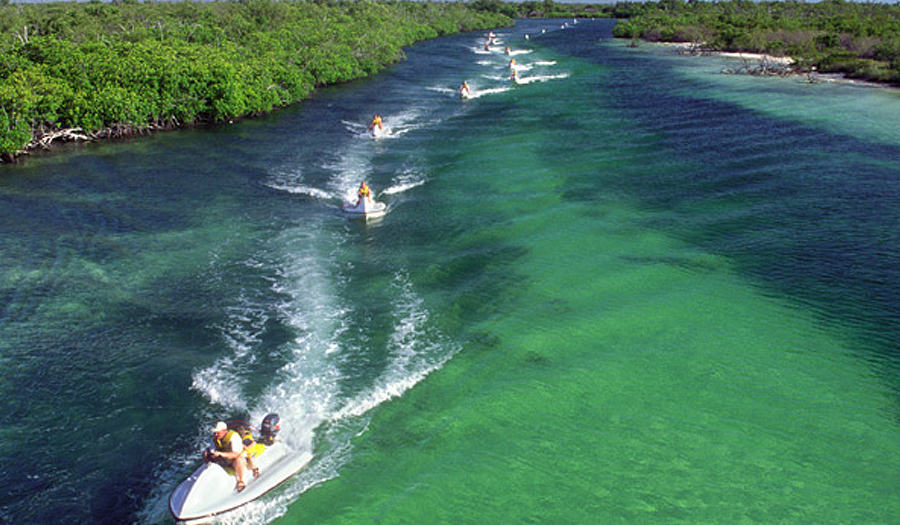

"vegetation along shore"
[611,0,900,86]
[2,0,899,163]
[0,0,510,161]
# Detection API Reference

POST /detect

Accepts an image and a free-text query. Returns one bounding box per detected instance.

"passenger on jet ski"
[203,421,258,493]
[357,181,372,205]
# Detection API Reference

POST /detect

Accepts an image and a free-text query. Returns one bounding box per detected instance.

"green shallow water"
[294,217,896,523]
[279,21,900,525]
[1,19,899,525]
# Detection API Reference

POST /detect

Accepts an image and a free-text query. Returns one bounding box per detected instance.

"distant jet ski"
[459,81,473,100]
[367,114,385,138]
[170,414,312,524]
[343,182,387,218]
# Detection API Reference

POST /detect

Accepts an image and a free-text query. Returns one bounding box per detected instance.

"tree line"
[610,0,900,86]
[0,0,510,160]
[468,0,618,20]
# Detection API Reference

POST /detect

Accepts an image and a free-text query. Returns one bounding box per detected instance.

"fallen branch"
[30,127,92,150]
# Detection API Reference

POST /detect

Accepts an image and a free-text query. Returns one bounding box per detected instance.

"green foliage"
[0,0,511,157]
[614,0,900,86]
[0,108,30,155]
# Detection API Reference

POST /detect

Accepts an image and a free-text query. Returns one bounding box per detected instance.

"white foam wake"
[330,270,458,421]
[190,296,271,413]
[516,72,570,84]
[268,183,332,200]
[139,225,351,525]
[427,86,457,96]
[382,171,426,195]
[266,166,334,201]
[468,86,513,98]
[192,227,350,525]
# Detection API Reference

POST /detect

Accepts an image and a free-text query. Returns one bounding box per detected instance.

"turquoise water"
[1,19,899,524]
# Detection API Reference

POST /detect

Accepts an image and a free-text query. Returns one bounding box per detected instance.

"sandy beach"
[656,42,794,65]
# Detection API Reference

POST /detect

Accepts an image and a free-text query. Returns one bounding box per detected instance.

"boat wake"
[426,86,459,99]
[381,170,426,195]
[267,182,332,200]
[515,72,570,84]
[469,86,513,98]
[141,213,456,525]
[331,271,458,421]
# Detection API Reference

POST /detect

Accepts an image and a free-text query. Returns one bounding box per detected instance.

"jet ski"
[342,196,387,218]
[459,80,473,100]
[170,414,312,524]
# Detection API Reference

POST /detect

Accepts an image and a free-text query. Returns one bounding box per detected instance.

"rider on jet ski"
[204,421,259,492]
[357,181,372,205]
[367,114,383,132]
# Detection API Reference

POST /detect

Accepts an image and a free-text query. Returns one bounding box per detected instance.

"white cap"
[212,421,227,433]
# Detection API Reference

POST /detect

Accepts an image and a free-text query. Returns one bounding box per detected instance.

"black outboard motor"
[259,413,280,446]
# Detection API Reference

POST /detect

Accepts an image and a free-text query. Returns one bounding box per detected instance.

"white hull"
[169,443,312,524]
[342,198,387,218]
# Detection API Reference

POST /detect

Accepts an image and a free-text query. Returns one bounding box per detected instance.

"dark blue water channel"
[538,24,900,369]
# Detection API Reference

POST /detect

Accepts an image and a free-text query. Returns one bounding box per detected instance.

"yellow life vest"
[233,423,267,459]
[214,429,239,453]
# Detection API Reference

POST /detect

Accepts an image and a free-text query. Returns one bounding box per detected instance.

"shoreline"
[652,41,897,90]
[0,1,511,165]
[656,41,794,65]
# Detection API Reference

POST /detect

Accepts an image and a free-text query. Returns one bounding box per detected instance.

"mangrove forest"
[612,0,900,85]
[0,0,510,160]
[3,0,900,162]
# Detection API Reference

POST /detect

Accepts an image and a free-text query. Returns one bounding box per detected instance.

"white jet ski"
[342,196,386,218]
[370,125,385,138]
[170,414,312,524]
